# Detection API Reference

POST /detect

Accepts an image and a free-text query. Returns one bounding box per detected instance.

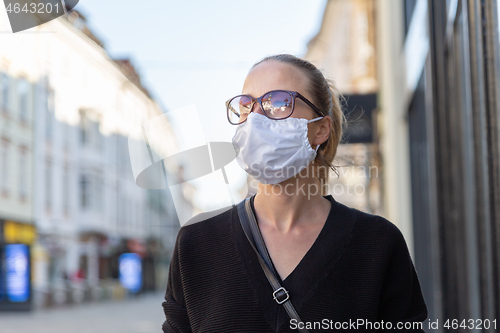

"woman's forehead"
[242,60,310,96]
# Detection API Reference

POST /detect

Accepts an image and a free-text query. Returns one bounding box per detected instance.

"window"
[137,203,142,232]
[79,172,104,211]
[18,77,29,123]
[0,73,9,113]
[118,193,126,232]
[62,122,70,151]
[79,110,102,149]
[19,146,27,201]
[63,165,69,215]
[1,139,9,194]
[45,158,52,212]
[46,86,54,140]
[95,173,103,212]
[131,201,135,230]
[93,121,102,151]
[80,174,89,209]
[127,198,131,229]
[80,111,89,146]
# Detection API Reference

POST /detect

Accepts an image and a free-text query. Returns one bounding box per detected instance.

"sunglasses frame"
[226,89,324,125]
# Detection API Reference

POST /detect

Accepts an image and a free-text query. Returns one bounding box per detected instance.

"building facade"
[312,0,500,328]
[0,10,185,309]
[0,26,37,310]
[377,0,500,329]
[305,0,383,218]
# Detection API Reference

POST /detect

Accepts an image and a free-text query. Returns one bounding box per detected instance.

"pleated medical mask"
[232,112,323,185]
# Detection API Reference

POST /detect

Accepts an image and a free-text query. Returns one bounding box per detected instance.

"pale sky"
[77,0,327,211]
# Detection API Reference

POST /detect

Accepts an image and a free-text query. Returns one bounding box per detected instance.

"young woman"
[162,54,428,333]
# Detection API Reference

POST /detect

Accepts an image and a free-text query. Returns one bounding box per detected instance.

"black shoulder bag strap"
[237,197,309,333]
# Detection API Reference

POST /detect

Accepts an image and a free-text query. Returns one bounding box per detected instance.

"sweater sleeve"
[378,224,428,332]
[162,228,192,333]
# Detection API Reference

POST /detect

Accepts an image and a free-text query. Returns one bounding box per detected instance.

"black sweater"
[162,195,428,332]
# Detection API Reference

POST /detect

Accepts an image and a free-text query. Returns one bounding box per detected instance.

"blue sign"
[6,244,30,302]
[119,253,142,293]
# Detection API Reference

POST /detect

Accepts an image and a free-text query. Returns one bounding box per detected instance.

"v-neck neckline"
[232,194,356,332]
[249,194,331,285]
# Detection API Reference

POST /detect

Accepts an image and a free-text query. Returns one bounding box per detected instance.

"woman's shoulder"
[330,201,413,270]
[334,199,407,247]
[174,205,236,248]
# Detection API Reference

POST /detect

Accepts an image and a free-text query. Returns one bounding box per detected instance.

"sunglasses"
[226,90,323,125]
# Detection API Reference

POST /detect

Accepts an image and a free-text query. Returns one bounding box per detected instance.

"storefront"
[0,219,36,311]
[402,0,500,324]
[117,238,147,294]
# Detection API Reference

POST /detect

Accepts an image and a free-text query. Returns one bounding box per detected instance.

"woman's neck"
[253,172,330,233]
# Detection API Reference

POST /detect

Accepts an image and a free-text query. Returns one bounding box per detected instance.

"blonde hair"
[252,54,346,195]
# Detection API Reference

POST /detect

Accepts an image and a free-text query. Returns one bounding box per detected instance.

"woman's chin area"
[254,165,326,200]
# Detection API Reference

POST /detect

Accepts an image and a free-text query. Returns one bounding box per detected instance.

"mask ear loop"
[307,116,324,124]
[308,117,324,153]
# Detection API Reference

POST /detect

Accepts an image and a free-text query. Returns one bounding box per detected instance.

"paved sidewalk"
[0,291,167,333]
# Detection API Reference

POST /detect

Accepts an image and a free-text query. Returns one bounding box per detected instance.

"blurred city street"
[0,0,500,330]
[0,291,166,333]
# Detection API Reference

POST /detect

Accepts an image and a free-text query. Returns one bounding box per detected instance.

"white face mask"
[232,112,323,185]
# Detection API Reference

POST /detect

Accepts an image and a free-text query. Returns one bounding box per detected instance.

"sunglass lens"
[262,91,293,118]
[228,95,252,124]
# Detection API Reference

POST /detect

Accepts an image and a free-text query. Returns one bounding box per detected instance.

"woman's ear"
[313,116,332,147]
